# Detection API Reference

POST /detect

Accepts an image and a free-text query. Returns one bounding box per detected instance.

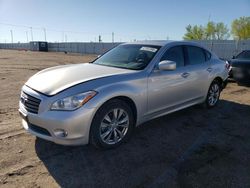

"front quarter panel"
[85,74,148,126]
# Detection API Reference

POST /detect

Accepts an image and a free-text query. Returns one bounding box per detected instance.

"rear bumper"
[228,69,233,78]
[232,67,250,83]
[222,79,228,89]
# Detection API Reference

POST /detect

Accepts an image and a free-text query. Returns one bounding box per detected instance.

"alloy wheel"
[208,83,220,106]
[99,108,129,145]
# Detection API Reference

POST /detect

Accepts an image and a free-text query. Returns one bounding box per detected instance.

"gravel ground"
[0,49,250,188]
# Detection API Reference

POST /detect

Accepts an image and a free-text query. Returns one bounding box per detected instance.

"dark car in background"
[228,50,250,84]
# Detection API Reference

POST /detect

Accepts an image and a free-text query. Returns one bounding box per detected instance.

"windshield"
[93,44,161,70]
[236,51,250,60]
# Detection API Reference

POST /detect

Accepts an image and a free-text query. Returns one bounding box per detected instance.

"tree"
[205,21,216,40]
[184,21,230,40]
[183,24,205,40]
[214,22,230,40]
[231,17,250,40]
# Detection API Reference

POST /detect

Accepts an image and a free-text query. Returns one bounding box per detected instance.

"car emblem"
[21,93,28,104]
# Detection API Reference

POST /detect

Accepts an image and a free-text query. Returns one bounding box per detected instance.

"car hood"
[26,63,135,96]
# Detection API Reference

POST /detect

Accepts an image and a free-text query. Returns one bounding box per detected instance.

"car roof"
[124,40,207,48]
[124,40,173,46]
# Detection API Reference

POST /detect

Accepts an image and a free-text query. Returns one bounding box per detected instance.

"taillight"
[225,61,230,70]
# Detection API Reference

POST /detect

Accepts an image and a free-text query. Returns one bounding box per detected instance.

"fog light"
[22,119,29,129]
[54,129,68,138]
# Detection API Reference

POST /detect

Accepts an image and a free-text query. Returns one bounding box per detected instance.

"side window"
[186,46,206,65]
[161,46,184,67]
[204,50,211,61]
[236,51,250,59]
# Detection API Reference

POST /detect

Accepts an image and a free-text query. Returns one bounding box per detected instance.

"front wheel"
[90,99,134,149]
[205,80,221,108]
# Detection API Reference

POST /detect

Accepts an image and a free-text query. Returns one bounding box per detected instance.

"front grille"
[20,92,41,114]
[28,123,51,136]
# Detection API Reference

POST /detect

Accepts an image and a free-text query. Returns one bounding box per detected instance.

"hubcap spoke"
[117,109,124,120]
[100,122,110,128]
[113,109,118,120]
[115,128,124,138]
[104,114,112,123]
[118,116,128,125]
[101,129,112,139]
[117,123,128,128]
[114,129,118,142]
[106,130,113,141]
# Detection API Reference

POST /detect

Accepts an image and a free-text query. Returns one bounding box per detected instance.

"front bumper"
[19,87,96,146]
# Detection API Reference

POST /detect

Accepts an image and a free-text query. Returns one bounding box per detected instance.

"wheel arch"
[213,76,224,89]
[98,96,138,125]
[89,95,138,148]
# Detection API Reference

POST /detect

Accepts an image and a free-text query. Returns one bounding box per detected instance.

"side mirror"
[158,60,176,71]
[232,55,235,59]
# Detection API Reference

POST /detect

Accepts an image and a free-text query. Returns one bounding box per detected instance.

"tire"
[205,80,221,108]
[90,99,135,149]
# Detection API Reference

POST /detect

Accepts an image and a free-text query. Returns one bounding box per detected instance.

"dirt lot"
[0,49,250,188]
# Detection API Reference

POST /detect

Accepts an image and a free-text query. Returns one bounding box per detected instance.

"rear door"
[184,45,212,99]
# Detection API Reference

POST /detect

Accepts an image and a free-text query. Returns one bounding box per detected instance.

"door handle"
[181,72,190,78]
[207,67,213,72]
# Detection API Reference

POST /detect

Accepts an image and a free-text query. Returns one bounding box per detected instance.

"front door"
[147,45,194,115]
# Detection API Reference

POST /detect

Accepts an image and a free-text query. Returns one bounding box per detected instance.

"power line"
[0,22,143,42]
[0,22,30,28]
[0,22,108,35]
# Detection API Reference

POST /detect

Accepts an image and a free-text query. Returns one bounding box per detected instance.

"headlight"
[50,91,97,111]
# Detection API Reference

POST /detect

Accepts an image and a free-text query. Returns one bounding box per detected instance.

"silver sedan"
[19,41,228,148]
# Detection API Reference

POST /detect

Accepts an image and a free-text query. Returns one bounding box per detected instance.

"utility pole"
[208,14,211,22]
[30,27,33,41]
[43,28,46,41]
[26,31,29,42]
[98,35,102,43]
[62,31,64,42]
[112,32,114,43]
[10,30,13,43]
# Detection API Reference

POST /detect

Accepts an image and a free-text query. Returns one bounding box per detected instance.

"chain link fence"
[0,40,250,59]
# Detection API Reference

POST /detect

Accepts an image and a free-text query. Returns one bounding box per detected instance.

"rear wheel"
[90,99,134,149]
[205,80,221,108]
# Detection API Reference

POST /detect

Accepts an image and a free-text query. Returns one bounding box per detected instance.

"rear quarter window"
[186,46,206,65]
[204,50,211,61]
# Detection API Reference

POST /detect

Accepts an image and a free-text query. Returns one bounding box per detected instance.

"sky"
[0,0,249,43]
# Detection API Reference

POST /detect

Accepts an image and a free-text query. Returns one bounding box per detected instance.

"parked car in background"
[229,50,250,84]
[19,41,228,149]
